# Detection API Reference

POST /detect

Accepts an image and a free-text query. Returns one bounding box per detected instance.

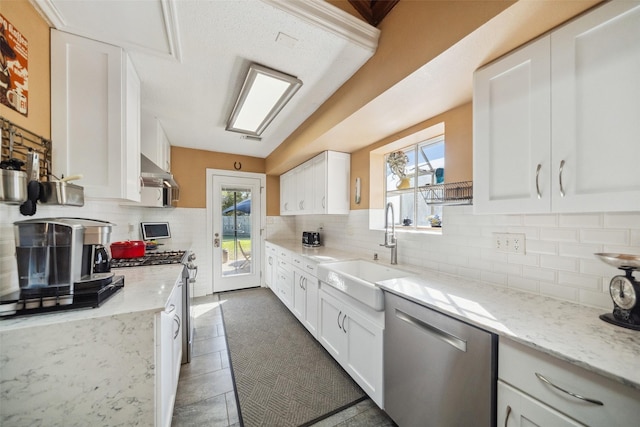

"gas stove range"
[110,250,187,268]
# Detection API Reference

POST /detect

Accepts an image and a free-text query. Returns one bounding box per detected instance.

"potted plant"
[387,151,410,189]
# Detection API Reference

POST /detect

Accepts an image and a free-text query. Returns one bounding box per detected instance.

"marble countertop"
[0,264,184,332]
[267,240,640,391]
[267,239,358,263]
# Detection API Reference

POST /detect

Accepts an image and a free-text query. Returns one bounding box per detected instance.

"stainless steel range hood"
[140,154,179,189]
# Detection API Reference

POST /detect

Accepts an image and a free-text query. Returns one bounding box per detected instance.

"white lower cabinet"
[264,243,277,289]
[318,286,384,407]
[498,338,640,427]
[498,381,583,427]
[292,257,319,338]
[275,258,293,307]
[156,279,183,427]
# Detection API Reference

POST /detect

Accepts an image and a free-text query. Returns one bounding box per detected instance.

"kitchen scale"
[595,253,640,331]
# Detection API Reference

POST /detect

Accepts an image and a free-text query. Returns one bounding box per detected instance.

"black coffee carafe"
[93,245,111,273]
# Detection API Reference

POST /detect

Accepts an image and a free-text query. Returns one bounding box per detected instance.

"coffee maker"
[13,218,115,299]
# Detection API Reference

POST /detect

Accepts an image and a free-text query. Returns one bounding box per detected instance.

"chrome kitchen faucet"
[380,202,398,265]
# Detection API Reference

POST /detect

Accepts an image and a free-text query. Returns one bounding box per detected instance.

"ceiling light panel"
[226,63,303,136]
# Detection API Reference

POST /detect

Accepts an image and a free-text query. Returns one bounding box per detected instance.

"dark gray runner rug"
[221,287,366,427]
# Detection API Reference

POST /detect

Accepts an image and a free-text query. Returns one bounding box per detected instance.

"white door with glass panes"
[208,170,264,293]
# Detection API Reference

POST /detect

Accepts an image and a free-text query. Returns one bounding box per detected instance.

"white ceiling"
[33,0,379,158]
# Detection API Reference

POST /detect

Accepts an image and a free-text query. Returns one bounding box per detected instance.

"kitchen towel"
[221,287,366,427]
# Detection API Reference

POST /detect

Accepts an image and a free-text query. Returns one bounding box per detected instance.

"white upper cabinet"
[280,151,350,216]
[551,2,640,212]
[473,36,551,214]
[51,30,141,201]
[141,111,171,172]
[474,1,640,214]
[280,169,295,215]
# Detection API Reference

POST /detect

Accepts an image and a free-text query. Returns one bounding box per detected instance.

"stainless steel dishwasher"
[384,292,497,427]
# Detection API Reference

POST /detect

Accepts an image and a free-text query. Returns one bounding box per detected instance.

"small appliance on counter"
[302,231,321,247]
[0,218,123,318]
[595,253,640,330]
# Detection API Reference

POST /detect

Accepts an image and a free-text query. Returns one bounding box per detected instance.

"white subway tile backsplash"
[491,214,524,227]
[524,239,557,255]
[492,261,522,276]
[540,255,579,272]
[558,213,603,228]
[480,271,508,286]
[558,243,603,259]
[507,276,539,293]
[522,266,556,282]
[539,281,579,302]
[540,228,579,242]
[580,229,629,245]
[603,212,640,229]
[506,253,539,267]
[580,259,618,278]
[557,271,601,290]
[523,214,558,227]
[601,245,640,256]
[579,289,610,309]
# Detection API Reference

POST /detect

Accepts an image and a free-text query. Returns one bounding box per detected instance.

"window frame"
[384,135,444,231]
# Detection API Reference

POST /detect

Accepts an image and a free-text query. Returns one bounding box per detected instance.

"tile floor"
[172,293,396,427]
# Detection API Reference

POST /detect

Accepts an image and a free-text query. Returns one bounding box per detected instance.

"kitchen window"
[385,135,444,229]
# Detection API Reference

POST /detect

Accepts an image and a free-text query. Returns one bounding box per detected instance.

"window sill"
[371,226,442,235]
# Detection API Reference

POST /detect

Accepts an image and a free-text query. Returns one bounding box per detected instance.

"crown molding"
[261,0,380,53]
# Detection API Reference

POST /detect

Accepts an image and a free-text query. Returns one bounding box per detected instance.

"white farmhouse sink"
[317,260,412,311]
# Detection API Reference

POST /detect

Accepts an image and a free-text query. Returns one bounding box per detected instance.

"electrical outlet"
[511,233,526,255]
[494,232,526,254]
[128,223,135,232]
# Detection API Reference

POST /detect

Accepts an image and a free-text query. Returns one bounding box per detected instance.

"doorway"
[207,169,264,293]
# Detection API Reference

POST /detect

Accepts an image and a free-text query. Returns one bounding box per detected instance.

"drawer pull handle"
[535,372,604,406]
[504,405,511,427]
[395,309,466,352]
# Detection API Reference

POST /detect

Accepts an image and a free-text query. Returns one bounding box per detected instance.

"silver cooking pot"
[0,168,27,204]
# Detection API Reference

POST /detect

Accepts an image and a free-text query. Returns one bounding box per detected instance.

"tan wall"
[351,102,472,210]
[265,0,514,175]
[0,0,50,138]
[171,146,266,209]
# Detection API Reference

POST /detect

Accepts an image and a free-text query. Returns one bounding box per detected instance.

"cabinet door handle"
[504,405,511,427]
[341,313,347,334]
[166,303,176,314]
[337,311,342,329]
[535,164,542,199]
[302,277,306,291]
[322,196,326,209]
[173,315,181,339]
[535,372,604,406]
[558,160,566,198]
